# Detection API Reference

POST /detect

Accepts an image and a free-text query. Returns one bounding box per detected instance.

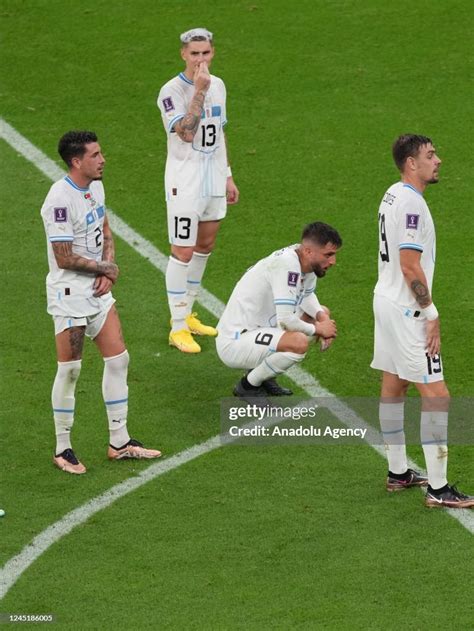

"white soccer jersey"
[217,245,318,339]
[157,72,228,200]
[41,176,108,317]
[374,181,436,311]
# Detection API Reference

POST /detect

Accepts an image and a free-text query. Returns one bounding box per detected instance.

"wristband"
[227,166,232,177]
[422,303,439,321]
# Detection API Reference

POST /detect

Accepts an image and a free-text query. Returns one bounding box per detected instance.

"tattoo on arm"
[175,91,205,141]
[102,217,115,263]
[411,279,431,308]
[52,241,116,277]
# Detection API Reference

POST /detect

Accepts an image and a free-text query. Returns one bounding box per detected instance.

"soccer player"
[41,131,161,474]
[371,134,474,508]
[157,27,239,354]
[216,222,340,399]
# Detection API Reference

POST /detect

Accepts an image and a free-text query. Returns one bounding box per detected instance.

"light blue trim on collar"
[64,176,89,192]
[403,183,423,196]
[179,72,194,85]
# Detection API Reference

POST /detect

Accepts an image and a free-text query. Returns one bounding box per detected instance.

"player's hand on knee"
[315,319,337,339]
[426,318,441,357]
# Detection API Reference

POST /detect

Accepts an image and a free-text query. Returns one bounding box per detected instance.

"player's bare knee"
[291,333,309,355]
[195,241,214,254]
[171,248,194,264]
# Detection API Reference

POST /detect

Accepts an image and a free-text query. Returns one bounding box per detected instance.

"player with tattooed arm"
[157,28,240,356]
[371,134,473,508]
[41,131,161,474]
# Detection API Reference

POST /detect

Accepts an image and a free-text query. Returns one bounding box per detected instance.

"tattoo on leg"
[69,327,85,359]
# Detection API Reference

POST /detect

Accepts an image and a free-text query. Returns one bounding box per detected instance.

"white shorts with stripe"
[216,327,285,370]
[371,294,444,384]
[53,293,115,338]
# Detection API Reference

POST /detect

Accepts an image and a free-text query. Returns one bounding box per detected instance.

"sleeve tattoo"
[102,217,115,262]
[51,241,114,276]
[176,91,205,141]
[410,279,431,308]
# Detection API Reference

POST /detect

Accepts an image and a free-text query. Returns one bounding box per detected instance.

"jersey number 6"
[255,332,273,346]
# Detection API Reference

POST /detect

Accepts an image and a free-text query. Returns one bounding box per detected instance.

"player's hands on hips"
[226,178,239,204]
[426,318,441,357]
[93,274,113,297]
[194,62,211,93]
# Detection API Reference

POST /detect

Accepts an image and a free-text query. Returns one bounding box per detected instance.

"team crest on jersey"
[54,207,67,222]
[406,214,419,229]
[162,97,174,112]
[288,272,299,287]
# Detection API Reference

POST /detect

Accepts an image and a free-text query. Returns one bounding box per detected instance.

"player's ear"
[406,156,416,172]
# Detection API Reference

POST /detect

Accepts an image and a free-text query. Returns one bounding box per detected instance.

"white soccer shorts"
[167,196,227,246]
[371,294,444,384]
[53,293,115,339]
[216,327,286,370]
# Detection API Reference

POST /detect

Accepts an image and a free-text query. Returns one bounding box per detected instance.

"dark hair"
[392,134,432,171]
[58,131,98,167]
[301,222,342,248]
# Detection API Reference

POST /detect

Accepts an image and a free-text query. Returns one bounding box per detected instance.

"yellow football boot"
[169,328,201,353]
[185,312,218,337]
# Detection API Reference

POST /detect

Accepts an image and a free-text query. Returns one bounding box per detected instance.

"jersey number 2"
[378,213,389,262]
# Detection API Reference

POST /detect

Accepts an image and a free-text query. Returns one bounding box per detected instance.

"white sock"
[52,360,82,455]
[166,256,190,331]
[186,251,210,315]
[247,352,305,387]
[379,402,407,474]
[421,410,448,489]
[103,350,130,448]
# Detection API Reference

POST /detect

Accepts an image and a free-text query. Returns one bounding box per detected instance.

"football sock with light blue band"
[379,402,407,475]
[166,256,189,331]
[247,351,305,387]
[52,359,82,455]
[186,251,211,314]
[103,350,130,448]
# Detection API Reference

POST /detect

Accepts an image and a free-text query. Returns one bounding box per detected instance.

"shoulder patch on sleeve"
[162,96,175,112]
[406,214,420,229]
[288,272,299,287]
[54,207,67,222]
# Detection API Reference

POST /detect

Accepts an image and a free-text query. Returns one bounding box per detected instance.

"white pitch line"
[0,118,472,601]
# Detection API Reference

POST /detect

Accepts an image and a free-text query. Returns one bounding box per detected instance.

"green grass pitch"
[0,0,473,628]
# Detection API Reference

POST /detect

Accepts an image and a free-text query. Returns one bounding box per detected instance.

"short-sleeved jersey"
[374,181,436,310]
[217,245,318,339]
[157,72,228,200]
[40,176,108,317]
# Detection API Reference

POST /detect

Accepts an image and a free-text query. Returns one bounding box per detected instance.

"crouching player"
[216,222,341,399]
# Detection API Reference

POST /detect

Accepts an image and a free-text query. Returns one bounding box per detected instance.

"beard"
[312,263,326,277]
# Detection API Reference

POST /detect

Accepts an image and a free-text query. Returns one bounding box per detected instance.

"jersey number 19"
[378,213,390,262]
